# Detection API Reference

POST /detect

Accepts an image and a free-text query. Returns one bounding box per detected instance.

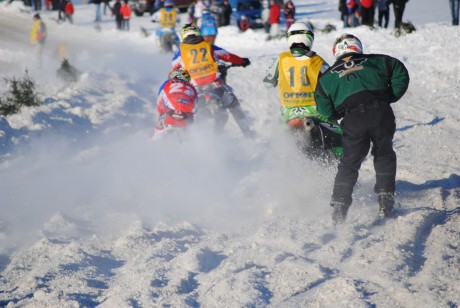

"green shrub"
[0,70,42,116]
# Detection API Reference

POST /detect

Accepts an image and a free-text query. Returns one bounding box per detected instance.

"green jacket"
[314,53,409,120]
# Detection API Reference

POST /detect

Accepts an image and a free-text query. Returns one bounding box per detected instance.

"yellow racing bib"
[180,42,218,85]
[278,52,324,107]
[160,8,177,29]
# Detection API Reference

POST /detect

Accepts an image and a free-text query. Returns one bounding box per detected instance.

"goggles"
[287,30,314,38]
[334,33,357,44]
[167,110,191,121]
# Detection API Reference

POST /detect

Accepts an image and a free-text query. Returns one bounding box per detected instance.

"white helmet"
[286,22,315,50]
[332,33,363,60]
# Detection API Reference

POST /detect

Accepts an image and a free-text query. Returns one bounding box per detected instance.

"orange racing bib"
[180,42,218,85]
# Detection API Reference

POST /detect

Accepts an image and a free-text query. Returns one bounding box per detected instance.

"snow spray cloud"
[0,125,256,251]
[0,25,176,252]
[0,116,335,254]
[0,17,335,253]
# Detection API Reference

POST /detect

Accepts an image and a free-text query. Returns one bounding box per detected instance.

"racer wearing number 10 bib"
[264,22,343,159]
[263,22,330,124]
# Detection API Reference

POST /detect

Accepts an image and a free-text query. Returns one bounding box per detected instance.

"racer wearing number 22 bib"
[171,23,252,137]
[172,23,250,86]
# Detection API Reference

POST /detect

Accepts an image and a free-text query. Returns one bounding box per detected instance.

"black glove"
[241,58,251,68]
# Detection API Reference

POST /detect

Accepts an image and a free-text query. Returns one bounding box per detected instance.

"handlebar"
[218,63,237,71]
[218,63,236,83]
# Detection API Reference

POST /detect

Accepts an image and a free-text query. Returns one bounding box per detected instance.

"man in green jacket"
[315,33,410,224]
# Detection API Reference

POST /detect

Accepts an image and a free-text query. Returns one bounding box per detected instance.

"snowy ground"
[0,0,459,306]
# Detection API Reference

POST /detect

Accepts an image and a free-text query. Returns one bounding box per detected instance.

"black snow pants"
[331,100,396,206]
[393,3,406,29]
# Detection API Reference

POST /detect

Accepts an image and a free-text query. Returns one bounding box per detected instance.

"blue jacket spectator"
[198,9,218,44]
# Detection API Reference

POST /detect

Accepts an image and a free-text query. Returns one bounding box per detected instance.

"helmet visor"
[334,34,357,45]
[169,68,191,82]
[181,24,201,40]
[287,29,314,39]
[332,33,363,59]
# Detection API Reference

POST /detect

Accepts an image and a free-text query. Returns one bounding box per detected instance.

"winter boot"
[331,201,349,225]
[378,193,394,218]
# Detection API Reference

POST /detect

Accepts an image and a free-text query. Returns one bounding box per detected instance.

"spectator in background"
[221,0,232,26]
[187,0,196,23]
[31,13,47,45]
[51,0,60,10]
[65,0,74,23]
[102,0,111,15]
[267,0,280,40]
[120,0,132,30]
[154,0,164,11]
[378,0,389,28]
[30,13,47,67]
[339,0,349,27]
[93,0,102,22]
[33,0,42,11]
[112,0,123,29]
[238,15,251,31]
[284,0,295,30]
[194,0,205,21]
[371,0,377,25]
[360,0,374,27]
[347,0,360,27]
[261,0,270,33]
[209,0,224,26]
[148,0,156,14]
[449,0,459,25]
[58,0,67,21]
[198,8,218,43]
[387,0,408,31]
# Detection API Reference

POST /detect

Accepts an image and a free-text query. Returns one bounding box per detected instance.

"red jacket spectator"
[65,1,74,15]
[347,0,358,12]
[361,0,373,8]
[120,2,132,18]
[360,0,374,26]
[269,1,280,25]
